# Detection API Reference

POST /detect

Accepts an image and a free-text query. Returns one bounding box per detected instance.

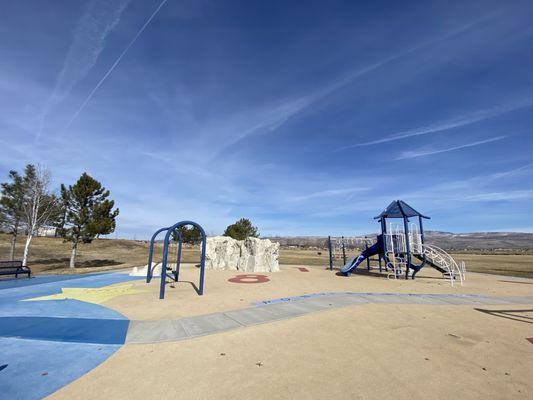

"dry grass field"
[0,234,200,275]
[1,234,532,278]
[282,248,533,278]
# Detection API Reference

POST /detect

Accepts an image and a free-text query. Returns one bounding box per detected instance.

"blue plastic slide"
[340,241,382,275]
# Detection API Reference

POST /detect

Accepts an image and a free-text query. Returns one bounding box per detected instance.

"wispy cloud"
[492,162,533,179]
[337,98,533,150]
[464,190,533,202]
[3,2,531,238]
[38,0,131,138]
[64,0,169,132]
[287,187,368,202]
[223,16,492,149]
[395,135,506,160]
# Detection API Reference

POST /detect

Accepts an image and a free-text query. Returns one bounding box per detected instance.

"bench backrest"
[0,260,23,268]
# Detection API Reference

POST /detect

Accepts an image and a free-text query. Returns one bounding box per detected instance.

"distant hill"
[423,231,533,251]
[266,231,533,252]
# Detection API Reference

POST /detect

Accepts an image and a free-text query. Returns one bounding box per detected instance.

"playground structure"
[332,200,466,285]
[146,220,207,299]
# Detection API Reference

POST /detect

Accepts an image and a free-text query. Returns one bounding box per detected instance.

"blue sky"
[1,0,533,238]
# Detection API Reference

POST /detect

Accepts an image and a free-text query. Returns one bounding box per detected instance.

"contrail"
[395,135,507,160]
[335,96,533,151]
[64,0,169,131]
[36,0,130,140]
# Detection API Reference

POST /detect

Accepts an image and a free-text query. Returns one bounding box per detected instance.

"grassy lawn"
[1,234,532,278]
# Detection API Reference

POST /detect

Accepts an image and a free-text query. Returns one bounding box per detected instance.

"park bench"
[0,260,31,279]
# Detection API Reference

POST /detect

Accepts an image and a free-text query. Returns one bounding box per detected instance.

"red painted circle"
[228,274,270,284]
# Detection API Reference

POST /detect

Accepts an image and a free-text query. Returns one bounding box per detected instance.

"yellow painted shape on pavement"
[23,284,146,305]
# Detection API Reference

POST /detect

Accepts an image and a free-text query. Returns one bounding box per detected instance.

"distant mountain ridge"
[266,231,533,251]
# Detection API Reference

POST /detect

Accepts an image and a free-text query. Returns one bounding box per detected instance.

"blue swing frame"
[146,221,207,299]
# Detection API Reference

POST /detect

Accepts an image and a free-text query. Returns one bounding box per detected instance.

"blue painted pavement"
[0,337,120,400]
[0,272,143,400]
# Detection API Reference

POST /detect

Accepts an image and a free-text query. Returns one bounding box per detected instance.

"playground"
[1,202,533,400]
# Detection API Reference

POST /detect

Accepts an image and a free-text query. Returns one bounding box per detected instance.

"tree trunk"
[9,221,19,261]
[69,241,78,269]
[22,233,33,266]
[10,232,17,261]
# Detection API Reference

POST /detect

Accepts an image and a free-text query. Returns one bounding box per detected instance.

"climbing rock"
[205,236,279,272]
[238,237,280,272]
[205,236,241,270]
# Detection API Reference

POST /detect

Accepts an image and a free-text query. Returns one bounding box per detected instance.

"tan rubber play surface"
[48,265,533,400]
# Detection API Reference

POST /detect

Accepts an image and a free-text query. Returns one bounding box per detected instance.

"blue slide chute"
[340,240,382,275]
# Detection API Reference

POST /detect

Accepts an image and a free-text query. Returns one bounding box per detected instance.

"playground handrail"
[423,244,464,286]
[427,244,465,283]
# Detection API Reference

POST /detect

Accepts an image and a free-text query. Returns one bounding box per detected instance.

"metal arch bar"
[159,220,207,300]
[146,226,170,283]
[147,226,183,283]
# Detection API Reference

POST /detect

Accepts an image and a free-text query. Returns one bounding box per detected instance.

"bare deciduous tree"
[20,165,58,266]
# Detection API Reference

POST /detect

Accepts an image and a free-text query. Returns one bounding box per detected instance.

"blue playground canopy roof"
[374,200,430,220]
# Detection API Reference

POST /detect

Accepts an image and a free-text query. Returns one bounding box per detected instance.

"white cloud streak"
[337,98,533,150]
[395,135,507,160]
[223,16,492,149]
[287,187,368,202]
[464,190,533,202]
[63,0,169,132]
[38,0,131,138]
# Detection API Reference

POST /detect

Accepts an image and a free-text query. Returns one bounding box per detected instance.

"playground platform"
[1,265,532,400]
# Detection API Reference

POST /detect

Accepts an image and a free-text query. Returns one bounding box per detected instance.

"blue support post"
[198,233,207,295]
[365,240,370,270]
[328,236,333,271]
[159,233,171,299]
[174,231,182,282]
[381,218,387,252]
[403,216,412,280]
[341,236,346,266]
[146,226,170,283]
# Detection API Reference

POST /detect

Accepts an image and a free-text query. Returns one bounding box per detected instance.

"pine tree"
[54,183,70,237]
[172,225,202,244]
[223,218,259,240]
[0,170,25,260]
[60,173,119,268]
